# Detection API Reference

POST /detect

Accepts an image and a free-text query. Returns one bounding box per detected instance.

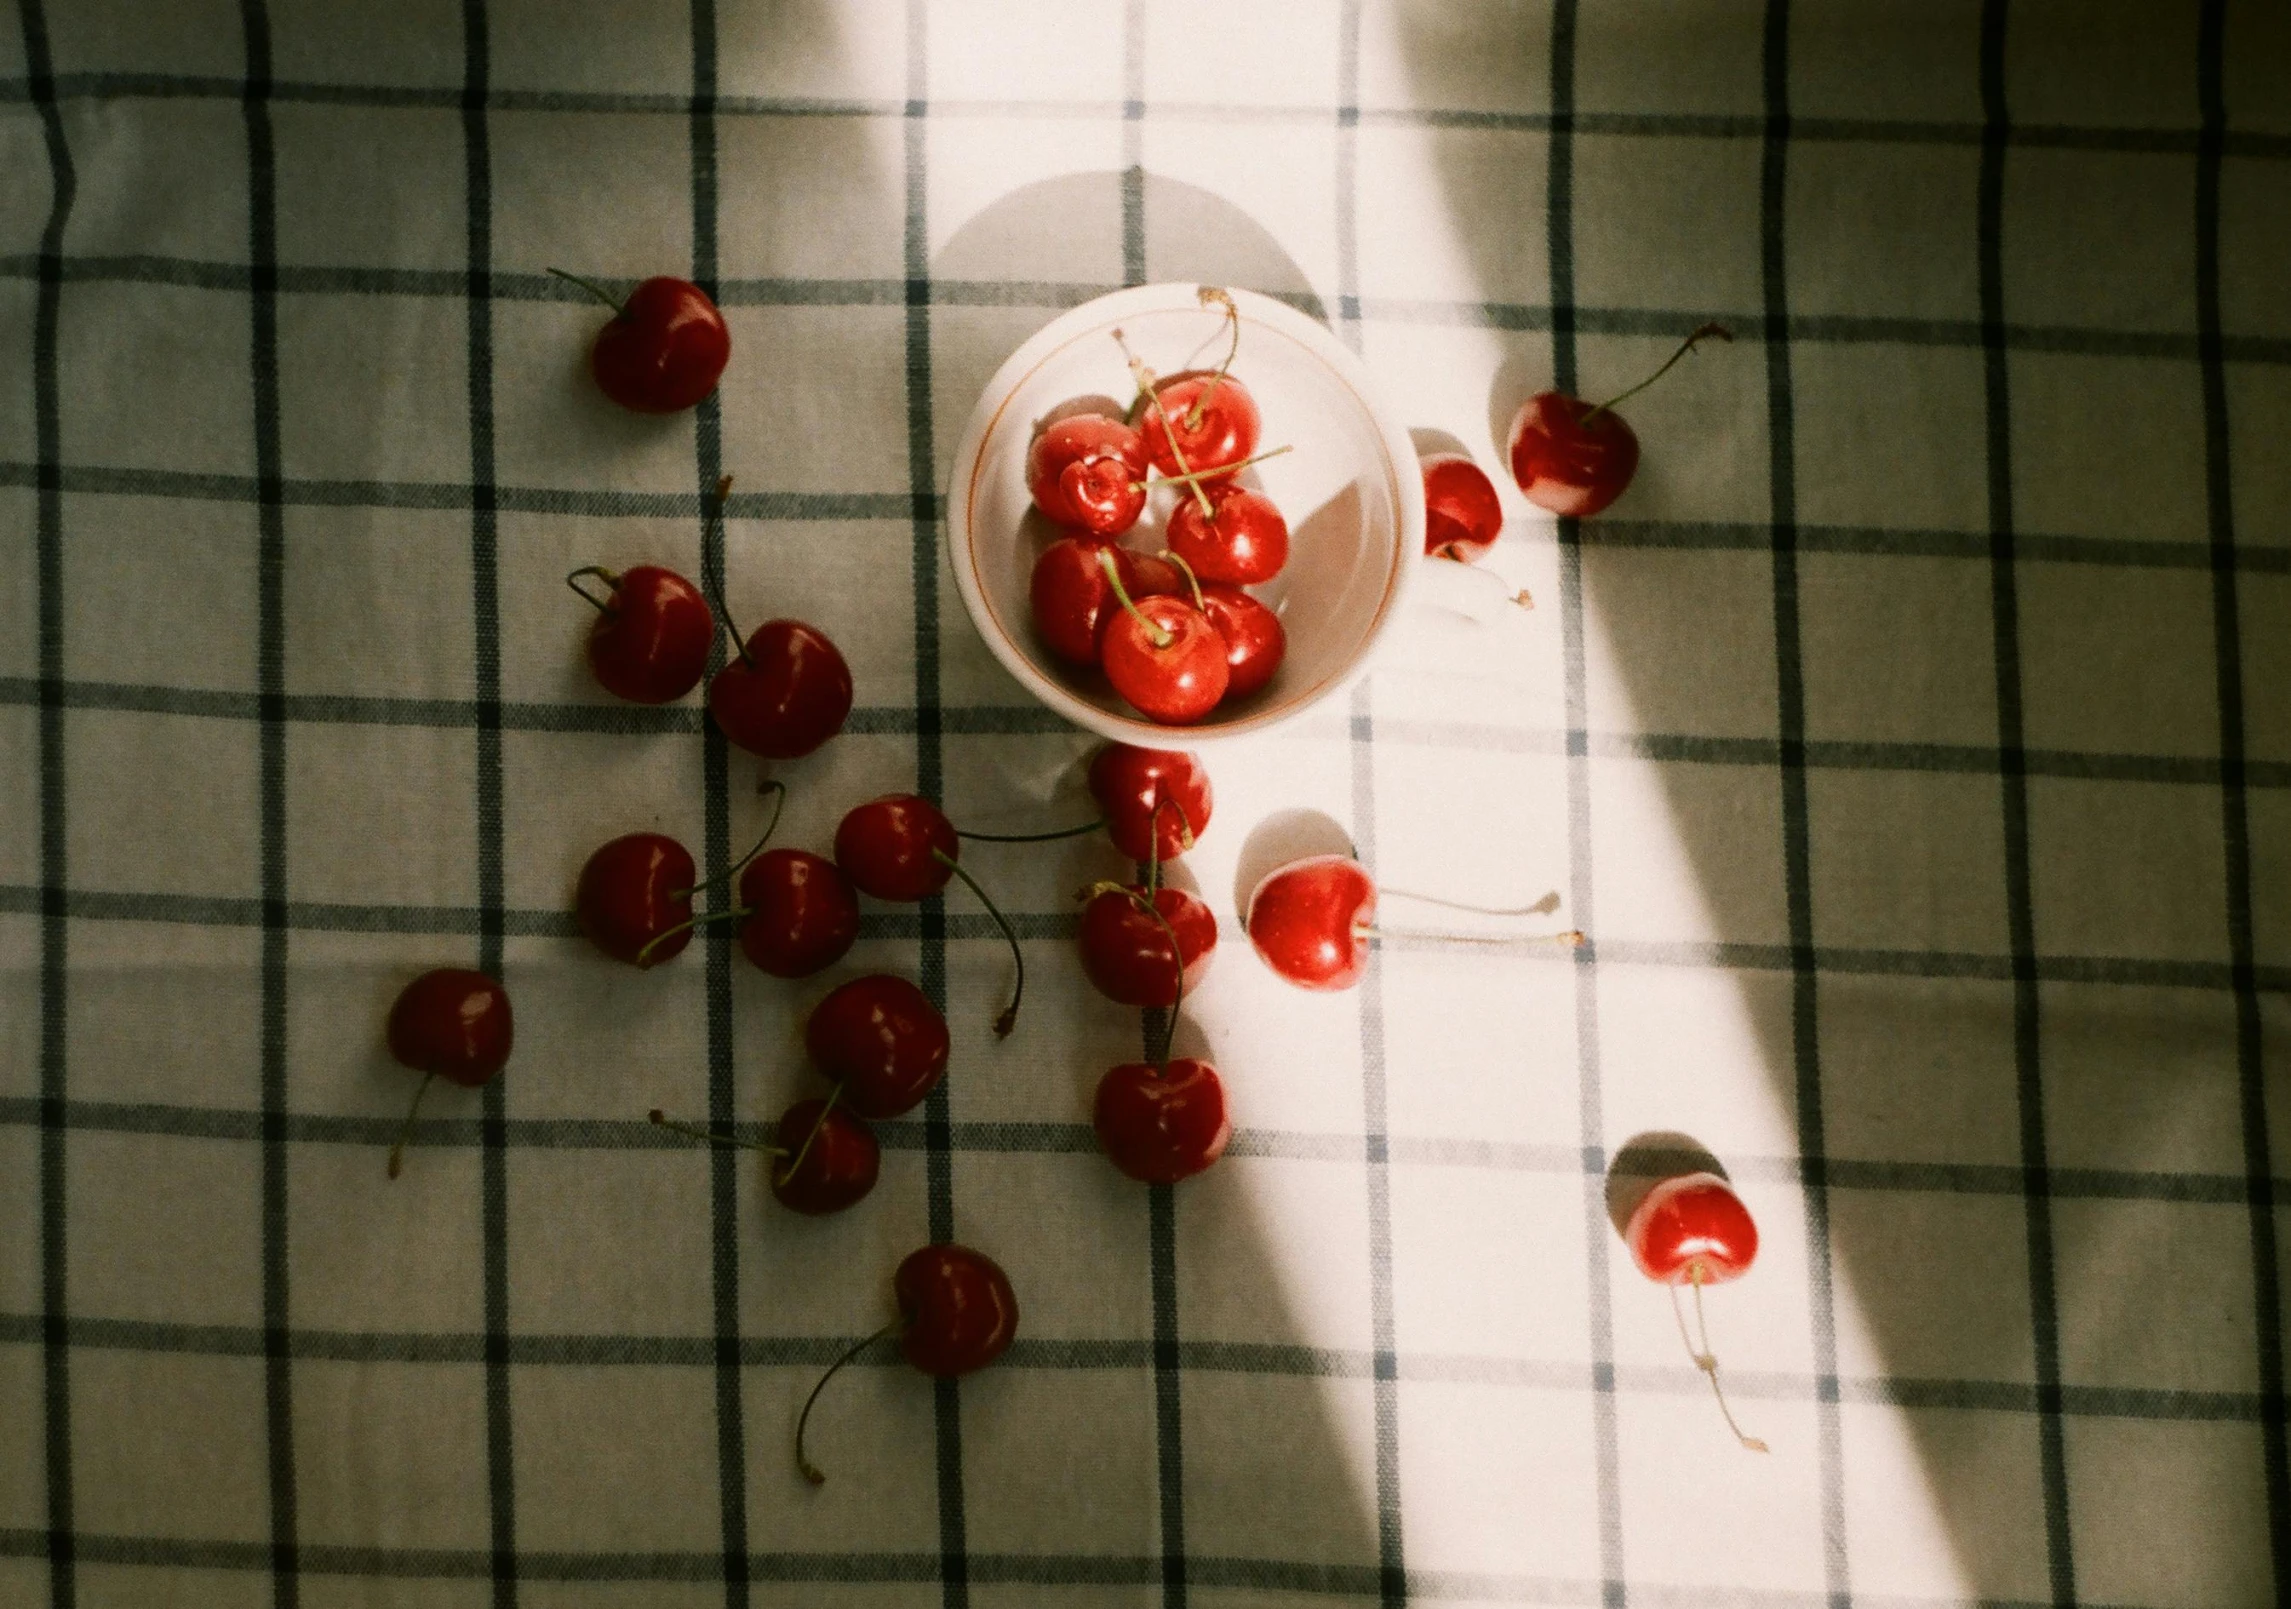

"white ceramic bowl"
[945,284,1426,746]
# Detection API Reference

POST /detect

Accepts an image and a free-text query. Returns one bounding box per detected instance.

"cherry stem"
[1131,884,1188,1071]
[674,780,787,901]
[1137,443,1294,495]
[1115,328,1215,519]
[1181,285,1242,431]
[1354,925,1585,950]
[954,818,1105,844]
[649,1108,788,1157]
[796,1320,900,1485]
[385,1070,435,1180]
[700,475,753,670]
[931,849,1025,1038]
[1097,549,1172,652]
[1672,1264,1769,1454]
[565,565,619,615]
[1156,549,1206,615]
[776,1083,839,1187]
[1581,321,1733,423]
[633,904,751,968]
[547,266,626,314]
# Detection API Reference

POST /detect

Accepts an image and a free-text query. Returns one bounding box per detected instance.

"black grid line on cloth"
[21,0,77,1601]
[1546,1,1630,1600]
[453,2,519,1600]
[684,0,750,1599]
[1976,4,2076,1600]
[2200,0,2291,1580]
[1759,2,1852,1597]
[1335,6,1407,1599]
[236,1,302,1602]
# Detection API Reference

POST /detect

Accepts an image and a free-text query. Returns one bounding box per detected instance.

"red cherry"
[805,974,951,1120]
[1027,414,1148,537]
[707,619,854,760]
[558,272,730,415]
[1625,1172,1759,1285]
[1246,855,1375,991]
[894,1244,1019,1377]
[1078,884,1216,1008]
[1102,593,1229,725]
[1135,370,1262,477]
[576,832,697,967]
[768,1097,881,1216]
[1508,324,1731,519]
[384,967,513,1179]
[834,794,958,902]
[1166,482,1289,586]
[1420,452,1504,561]
[737,849,859,978]
[1030,537,1138,667]
[1198,584,1284,701]
[1087,744,1212,862]
[1094,1058,1231,1183]
[572,565,714,703]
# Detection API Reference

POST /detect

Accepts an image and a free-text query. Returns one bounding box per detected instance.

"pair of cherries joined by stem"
[383,967,514,1178]
[1624,1169,1768,1453]
[1084,866,1230,1185]
[1245,855,1583,991]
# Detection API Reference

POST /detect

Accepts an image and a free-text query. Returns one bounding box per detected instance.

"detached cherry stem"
[1580,322,1733,424]
[1670,1262,1769,1454]
[1097,549,1172,651]
[1181,285,1243,431]
[547,266,625,314]
[385,1070,436,1180]
[1114,327,1215,519]
[565,565,619,615]
[699,475,754,670]
[954,819,1105,844]
[674,779,787,902]
[931,850,1025,1037]
[797,1320,900,1486]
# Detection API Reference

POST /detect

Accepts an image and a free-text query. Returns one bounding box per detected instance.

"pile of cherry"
[376,270,1770,1477]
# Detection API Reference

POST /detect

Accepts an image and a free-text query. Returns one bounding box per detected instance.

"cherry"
[551,269,730,415]
[1509,322,1730,519]
[1096,553,1228,724]
[567,565,714,703]
[806,973,951,1119]
[649,1098,880,1216]
[576,832,697,967]
[1094,1057,1231,1184]
[1078,883,1216,1008]
[1166,482,1289,586]
[835,795,1026,1035]
[1247,855,1584,992]
[1125,290,1261,477]
[1027,413,1148,537]
[1030,538,1166,668]
[1420,452,1504,561]
[1198,583,1284,701]
[796,1243,1019,1484]
[738,849,860,978]
[1087,744,1212,863]
[708,619,854,760]
[384,968,512,1179]
[1623,1169,1768,1453]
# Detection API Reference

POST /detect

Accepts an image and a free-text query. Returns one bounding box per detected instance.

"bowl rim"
[944,282,1426,747]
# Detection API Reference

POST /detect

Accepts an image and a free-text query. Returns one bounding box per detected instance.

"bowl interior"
[956,295,1408,741]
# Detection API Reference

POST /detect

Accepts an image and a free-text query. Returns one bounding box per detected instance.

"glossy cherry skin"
[769,1097,880,1216]
[1030,538,1146,667]
[386,968,513,1087]
[1027,414,1148,537]
[1625,1172,1758,1285]
[738,849,859,978]
[1095,1058,1231,1184]
[1246,855,1374,991]
[1421,452,1505,560]
[1166,482,1289,585]
[576,832,696,967]
[894,1244,1019,1377]
[588,276,731,414]
[708,620,854,760]
[1087,745,1212,863]
[1508,392,1640,518]
[1103,596,1230,725]
[1078,885,1217,1008]
[1199,584,1284,701]
[1134,370,1261,477]
[805,974,951,1120]
[835,794,958,902]
[584,566,714,703]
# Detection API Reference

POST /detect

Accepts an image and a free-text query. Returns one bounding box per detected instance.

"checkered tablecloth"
[4,1,2287,1605]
